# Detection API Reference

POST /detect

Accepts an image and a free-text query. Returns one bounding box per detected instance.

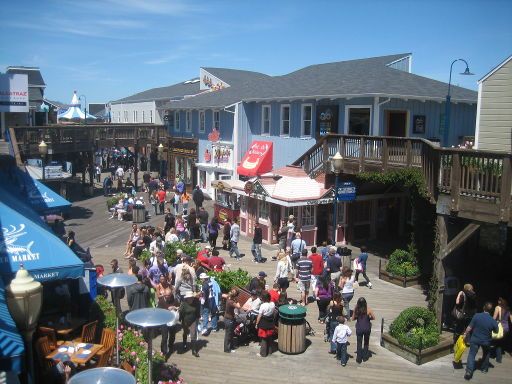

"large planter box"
[381,331,452,365]
[378,260,420,288]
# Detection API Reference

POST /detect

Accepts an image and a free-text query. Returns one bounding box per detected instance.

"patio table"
[46,341,103,365]
[40,316,87,338]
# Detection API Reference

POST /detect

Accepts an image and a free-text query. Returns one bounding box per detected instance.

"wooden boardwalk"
[66,192,512,384]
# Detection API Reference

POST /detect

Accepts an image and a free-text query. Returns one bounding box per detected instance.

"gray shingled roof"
[111,80,201,104]
[166,54,477,110]
[6,67,46,86]
[203,67,271,86]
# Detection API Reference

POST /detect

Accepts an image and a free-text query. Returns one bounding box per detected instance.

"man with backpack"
[290,232,306,269]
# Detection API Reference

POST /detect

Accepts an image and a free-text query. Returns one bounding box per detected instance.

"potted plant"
[381,306,451,365]
[379,238,420,287]
[163,241,200,265]
[207,269,251,293]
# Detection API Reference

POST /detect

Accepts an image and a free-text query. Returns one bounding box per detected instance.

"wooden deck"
[67,192,512,384]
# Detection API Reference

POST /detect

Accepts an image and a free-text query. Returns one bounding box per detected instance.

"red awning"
[237,141,273,177]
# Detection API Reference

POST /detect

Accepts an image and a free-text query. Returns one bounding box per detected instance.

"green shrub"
[389,306,440,350]
[163,241,200,265]
[140,249,152,264]
[386,249,420,277]
[106,194,124,209]
[207,269,251,293]
[92,295,117,330]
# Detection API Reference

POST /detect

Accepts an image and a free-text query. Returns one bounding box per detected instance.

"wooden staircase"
[292,134,512,226]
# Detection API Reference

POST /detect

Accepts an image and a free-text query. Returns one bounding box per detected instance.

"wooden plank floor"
[65,191,512,384]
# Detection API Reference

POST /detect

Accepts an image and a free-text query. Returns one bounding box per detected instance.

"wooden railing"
[293,134,512,223]
[9,124,167,157]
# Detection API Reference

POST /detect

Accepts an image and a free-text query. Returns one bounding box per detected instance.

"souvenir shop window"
[199,170,206,189]
[239,196,247,213]
[185,158,193,184]
[213,110,220,129]
[301,205,315,227]
[259,201,269,220]
[199,111,205,133]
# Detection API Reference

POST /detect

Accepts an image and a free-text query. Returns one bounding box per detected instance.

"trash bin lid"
[279,304,306,320]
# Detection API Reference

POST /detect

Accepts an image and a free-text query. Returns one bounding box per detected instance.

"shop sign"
[306,198,333,205]
[170,147,197,156]
[0,73,29,112]
[336,181,356,202]
[316,105,338,137]
[204,149,212,162]
[244,181,254,194]
[218,208,229,222]
[208,128,220,142]
[413,115,426,134]
[44,166,63,180]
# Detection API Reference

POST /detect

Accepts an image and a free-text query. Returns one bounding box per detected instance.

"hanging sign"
[336,181,356,202]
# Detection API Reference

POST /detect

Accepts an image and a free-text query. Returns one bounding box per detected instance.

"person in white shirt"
[165,228,179,243]
[256,291,276,357]
[332,316,352,366]
[116,166,124,180]
[149,234,165,256]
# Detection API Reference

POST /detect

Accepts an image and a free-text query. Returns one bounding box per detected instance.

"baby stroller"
[234,311,259,345]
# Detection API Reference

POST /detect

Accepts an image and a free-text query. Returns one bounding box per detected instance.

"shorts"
[297,280,311,293]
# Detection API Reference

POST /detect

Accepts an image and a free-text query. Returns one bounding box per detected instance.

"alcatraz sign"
[336,182,356,202]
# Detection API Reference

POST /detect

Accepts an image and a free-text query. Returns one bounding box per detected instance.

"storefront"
[211,180,240,224]
[167,138,198,190]
[196,134,234,198]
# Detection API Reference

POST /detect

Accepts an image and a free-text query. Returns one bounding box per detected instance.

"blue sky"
[1,0,511,104]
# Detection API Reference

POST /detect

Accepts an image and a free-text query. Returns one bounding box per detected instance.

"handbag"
[451,306,465,321]
[492,323,504,340]
[353,258,363,272]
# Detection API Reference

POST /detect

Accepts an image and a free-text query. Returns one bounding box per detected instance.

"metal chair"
[74,320,98,343]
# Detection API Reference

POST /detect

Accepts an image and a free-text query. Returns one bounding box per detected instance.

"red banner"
[237,141,273,177]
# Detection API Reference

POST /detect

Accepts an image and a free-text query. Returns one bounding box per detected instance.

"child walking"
[332,316,352,366]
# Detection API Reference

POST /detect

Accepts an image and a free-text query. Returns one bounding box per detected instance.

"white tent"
[57,91,96,121]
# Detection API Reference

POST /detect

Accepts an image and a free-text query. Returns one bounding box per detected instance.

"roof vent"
[184,78,200,84]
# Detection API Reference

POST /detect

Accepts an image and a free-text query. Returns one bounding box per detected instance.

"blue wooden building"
[163,53,477,196]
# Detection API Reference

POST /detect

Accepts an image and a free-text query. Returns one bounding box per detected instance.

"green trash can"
[278,305,307,354]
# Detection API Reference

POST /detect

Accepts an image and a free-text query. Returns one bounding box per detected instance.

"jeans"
[209,233,218,248]
[201,303,219,331]
[342,292,354,318]
[336,342,348,364]
[160,325,176,355]
[251,243,262,262]
[356,330,371,362]
[224,318,235,352]
[159,202,165,215]
[466,342,490,374]
[355,270,371,285]
[229,241,241,259]
[329,320,339,353]
[494,333,508,363]
[200,224,208,242]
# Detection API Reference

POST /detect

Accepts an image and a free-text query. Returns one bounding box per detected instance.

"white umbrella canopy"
[57,91,96,121]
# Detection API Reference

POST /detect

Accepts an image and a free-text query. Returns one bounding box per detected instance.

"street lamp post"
[443,59,474,147]
[6,266,43,384]
[38,140,48,181]
[157,143,164,178]
[331,152,344,245]
[79,94,87,125]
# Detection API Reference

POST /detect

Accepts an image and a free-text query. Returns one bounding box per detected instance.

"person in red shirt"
[157,187,167,215]
[269,283,280,304]
[208,249,226,271]
[196,245,212,268]
[309,246,325,299]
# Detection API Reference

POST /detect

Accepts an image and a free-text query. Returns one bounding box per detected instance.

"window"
[301,104,312,137]
[259,201,269,220]
[118,111,121,123]
[150,110,153,123]
[124,111,128,123]
[199,111,205,133]
[285,206,299,222]
[142,111,145,123]
[337,203,345,224]
[261,105,271,135]
[174,111,180,131]
[240,196,247,213]
[280,105,290,136]
[213,110,220,130]
[346,106,371,135]
[133,111,137,123]
[199,170,206,189]
[186,111,191,132]
[301,205,315,227]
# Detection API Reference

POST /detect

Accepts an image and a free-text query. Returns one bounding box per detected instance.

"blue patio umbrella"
[0,168,71,215]
[0,189,83,283]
